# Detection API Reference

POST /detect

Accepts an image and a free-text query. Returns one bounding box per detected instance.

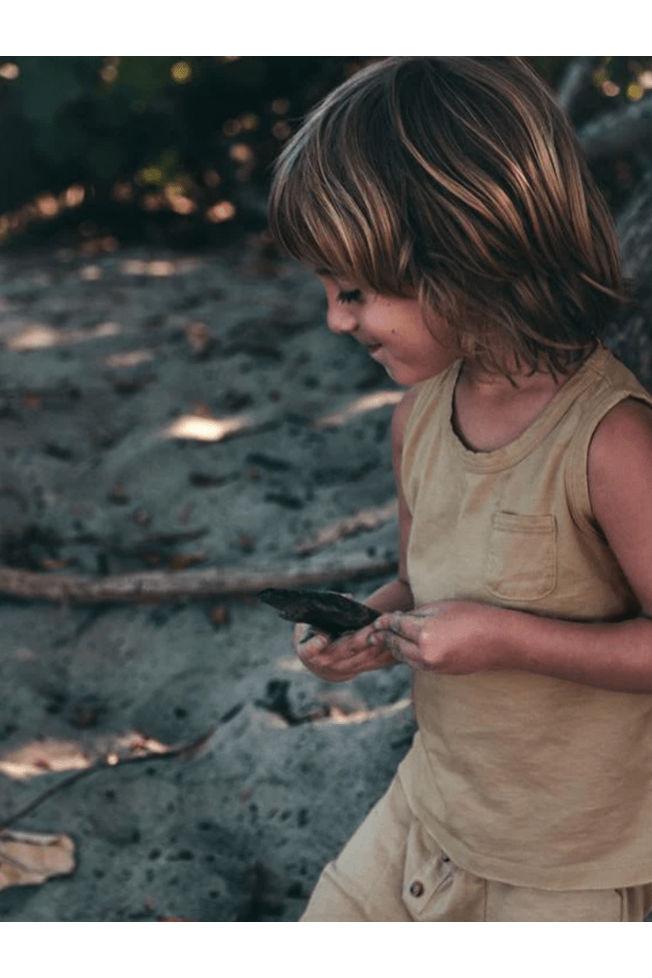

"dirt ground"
[0,238,414,922]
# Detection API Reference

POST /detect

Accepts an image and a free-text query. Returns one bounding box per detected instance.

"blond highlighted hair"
[268,57,624,376]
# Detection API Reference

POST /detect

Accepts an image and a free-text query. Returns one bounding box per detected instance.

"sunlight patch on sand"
[6,321,122,352]
[0,732,171,780]
[120,257,204,277]
[101,349,156,369]
[314,390,403,428]
[163,412,254,442]
[317,698,412,725]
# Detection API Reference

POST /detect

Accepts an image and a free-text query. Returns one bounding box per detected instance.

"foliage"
[0,56,650,250]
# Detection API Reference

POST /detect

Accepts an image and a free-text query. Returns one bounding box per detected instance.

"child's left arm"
[370,399,652,693]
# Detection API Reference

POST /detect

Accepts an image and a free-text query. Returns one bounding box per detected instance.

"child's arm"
[293,389,417,683]
[370,399,652,693]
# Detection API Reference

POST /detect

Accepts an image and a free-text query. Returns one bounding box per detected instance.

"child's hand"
[293,621,397,682]
[369,601,500,674]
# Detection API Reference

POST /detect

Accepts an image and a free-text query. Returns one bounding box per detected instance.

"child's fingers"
[313,639,395,681]
[369,616,422,665]
[293,622,329,664]
[294,621,328,645]
[372,612,422,643]
[292,619,393,680]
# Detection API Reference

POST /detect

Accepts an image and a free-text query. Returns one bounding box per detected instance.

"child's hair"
[268,57,625,376]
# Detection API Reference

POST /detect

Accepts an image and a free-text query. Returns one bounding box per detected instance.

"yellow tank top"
[398,344,652,889]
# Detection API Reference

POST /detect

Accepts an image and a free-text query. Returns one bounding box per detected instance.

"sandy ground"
[0,239,414,922]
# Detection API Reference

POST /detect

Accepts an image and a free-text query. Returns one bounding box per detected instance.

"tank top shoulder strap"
[401,361,461,508]
[565,347,652,541]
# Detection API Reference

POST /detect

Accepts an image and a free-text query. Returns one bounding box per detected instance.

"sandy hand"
[293,620,396,682]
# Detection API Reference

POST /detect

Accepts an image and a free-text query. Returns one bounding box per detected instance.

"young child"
[267,57,652,922]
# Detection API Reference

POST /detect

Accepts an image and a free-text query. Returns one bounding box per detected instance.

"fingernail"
[300,628,317,644]
[368,634,377,647]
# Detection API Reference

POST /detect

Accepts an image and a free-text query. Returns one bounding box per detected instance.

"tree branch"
[0,555,398,605]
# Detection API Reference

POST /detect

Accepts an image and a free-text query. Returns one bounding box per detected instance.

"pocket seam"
[485,511,557,602]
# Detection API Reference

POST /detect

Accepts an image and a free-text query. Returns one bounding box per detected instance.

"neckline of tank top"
[442,343,612,472]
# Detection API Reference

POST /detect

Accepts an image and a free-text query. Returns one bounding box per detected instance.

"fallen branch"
[1,727,216,829]
[295,500,398,555]
[0,555,398,605]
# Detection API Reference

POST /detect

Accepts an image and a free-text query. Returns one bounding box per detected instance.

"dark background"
[0,56,650,253]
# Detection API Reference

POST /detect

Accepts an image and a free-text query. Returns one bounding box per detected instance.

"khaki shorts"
[301,775,652,922]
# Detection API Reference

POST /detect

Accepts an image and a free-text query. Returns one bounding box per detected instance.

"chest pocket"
[484,511,556,602]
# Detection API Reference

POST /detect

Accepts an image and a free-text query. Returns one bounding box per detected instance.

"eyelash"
[338,289,363,304]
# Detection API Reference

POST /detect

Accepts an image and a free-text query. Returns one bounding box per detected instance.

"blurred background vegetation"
[0,56,651,254]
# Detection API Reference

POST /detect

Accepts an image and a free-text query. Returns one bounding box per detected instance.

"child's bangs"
[269,99,413,296]
[270,164,400,294]
[270,194,358,285]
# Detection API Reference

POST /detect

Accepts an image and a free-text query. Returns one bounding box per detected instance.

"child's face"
[316,273,461,386]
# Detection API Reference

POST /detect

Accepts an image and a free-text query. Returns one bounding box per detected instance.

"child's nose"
[326,302,358,335]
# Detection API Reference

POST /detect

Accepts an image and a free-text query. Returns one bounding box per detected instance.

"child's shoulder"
[586,394,652,613]
[588,396,652,481]
[575,347,652,434]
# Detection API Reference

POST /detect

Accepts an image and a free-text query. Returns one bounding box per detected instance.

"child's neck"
[452,359,576,453]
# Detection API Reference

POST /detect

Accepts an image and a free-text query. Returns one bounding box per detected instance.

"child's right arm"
[293,389,417,682]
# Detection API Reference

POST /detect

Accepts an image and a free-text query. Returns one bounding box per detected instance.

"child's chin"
[386,363,429,387]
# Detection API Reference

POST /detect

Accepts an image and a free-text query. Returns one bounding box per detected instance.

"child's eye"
[337,289,364,304]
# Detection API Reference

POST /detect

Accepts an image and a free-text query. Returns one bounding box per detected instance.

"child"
[267,57,652,922]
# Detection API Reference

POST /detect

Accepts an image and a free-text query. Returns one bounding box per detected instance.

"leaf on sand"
[0,829,75,891]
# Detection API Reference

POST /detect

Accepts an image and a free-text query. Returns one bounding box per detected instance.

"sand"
[0,239,413,921]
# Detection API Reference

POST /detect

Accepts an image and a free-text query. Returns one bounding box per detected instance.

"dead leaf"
[210,604,230,628]
[167,552,207,570]
[107,482,128,504]
[190,401,213,417]
[72,705,102,729]
[40,558,74,571]
[185,322,213,356]
[20,392,42,411]
[237,534,254,553]
[178,502,195,525]
[142,554,163,566]
[0,829,75,891]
